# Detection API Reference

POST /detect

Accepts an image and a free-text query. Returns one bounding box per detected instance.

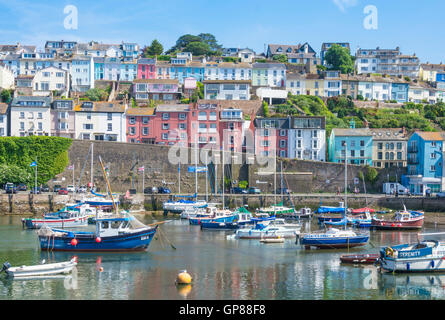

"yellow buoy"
[177,284,192,298]
[176,270,192,285]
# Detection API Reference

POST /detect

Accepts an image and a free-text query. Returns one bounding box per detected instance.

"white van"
[383,183,409,195]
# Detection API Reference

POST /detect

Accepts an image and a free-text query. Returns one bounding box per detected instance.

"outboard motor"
[1,262,11,273]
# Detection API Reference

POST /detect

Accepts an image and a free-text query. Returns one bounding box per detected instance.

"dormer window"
[277,47,282,52]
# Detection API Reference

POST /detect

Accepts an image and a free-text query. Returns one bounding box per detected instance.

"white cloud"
[333,0,358,12]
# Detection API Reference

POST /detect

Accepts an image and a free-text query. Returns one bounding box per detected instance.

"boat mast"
[91,143,94,191]
[205,151,208,202]
[222,141,225,210]
[274,147,277,215]
[98,155,118,215]
[344,142,348,230]
[195,136,198,198]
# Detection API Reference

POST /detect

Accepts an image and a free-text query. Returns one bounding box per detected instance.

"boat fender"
[406,263,410,271]
[431,260,435,268]
[70,238,78,246]
[385,247,394,257]
[96,237,102,243]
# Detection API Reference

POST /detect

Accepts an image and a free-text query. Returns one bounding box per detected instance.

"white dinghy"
[1,258,77,278]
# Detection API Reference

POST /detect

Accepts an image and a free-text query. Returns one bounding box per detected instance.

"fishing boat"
[256,202,296,216]
[299,227,370,249]
[234,219,301,239]
[37,213,158,252]
[79,192,120,208]
[378,236,445,273]
[200,208,255,230]
[371,206,424,230]
[340,253,379,264]
[349,211,373,228]
[163,196,207,214]
[189,208,236,225]
[0,258,77,278]
[21,203,94,229]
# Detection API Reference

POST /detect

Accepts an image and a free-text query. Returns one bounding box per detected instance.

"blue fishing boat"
[37,213,158,252]
[189,209,236,225]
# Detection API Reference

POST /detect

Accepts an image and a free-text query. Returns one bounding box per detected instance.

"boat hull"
[189,215,236,225]
[371,217,424,230]
[300,235,369,249]
[201,222,240,230]
[38,227,157,252]
[235,229,297,239]
[5,261,77,278]
[380,257,445,273]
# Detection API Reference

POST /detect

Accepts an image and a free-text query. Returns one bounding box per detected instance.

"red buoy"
[71,238,78,246]
[96,237,102,243]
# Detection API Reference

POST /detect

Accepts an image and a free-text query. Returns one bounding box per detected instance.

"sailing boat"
[37,156,158,252]
[298,143,369,249]
[256,150,296,217]
[163,139,208,214]
[79,143,120,209]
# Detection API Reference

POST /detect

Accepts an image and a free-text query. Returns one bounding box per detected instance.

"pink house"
[126,107,155,144]
[188,102,220,149]
[151,104,190,146]
[137,58,156,80]
[219,108,245,153]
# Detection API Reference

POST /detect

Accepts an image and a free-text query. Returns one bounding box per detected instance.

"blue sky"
[0,0,443,63]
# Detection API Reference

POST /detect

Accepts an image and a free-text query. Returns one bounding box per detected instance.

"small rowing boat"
[340,253,379,264]
[0,258,77,278]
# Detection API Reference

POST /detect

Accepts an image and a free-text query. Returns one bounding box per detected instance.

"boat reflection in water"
[380,274,445,299]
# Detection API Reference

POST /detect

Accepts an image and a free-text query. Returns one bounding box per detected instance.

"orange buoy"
[71,238,78,246]
[176,270,192,285]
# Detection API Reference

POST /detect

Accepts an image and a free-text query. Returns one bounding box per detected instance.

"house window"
[129,117,136,124]
[142,127,149,135]
[162,113,170,120]
[107,113,112,121]
[431,165,436,171]
[107,123,112,131]
[162,123,169,130]
[142,117,149,124]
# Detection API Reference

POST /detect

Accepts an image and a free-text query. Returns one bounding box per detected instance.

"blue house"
[328,127,373,166]
[391,82,409,103]
[404,131,445,195]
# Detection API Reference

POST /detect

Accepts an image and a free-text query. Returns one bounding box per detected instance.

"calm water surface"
[0,214,445,300]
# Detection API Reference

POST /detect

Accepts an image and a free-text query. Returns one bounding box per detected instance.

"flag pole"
[35,156,37,192]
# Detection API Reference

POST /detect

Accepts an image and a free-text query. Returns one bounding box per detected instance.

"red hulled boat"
[371,207,424,230]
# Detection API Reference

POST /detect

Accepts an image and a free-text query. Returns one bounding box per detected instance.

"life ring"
[386,247,394,257]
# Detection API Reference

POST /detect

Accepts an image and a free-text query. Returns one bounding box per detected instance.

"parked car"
[41,185,50,192]
[231,187,248,194]
[436,192,445,198]
[158,187,171,194]
[77,185,87,193]
[5,183,17,194]
[58,188,69,195]
[275,188,291,194]
[144,187,158,194]
[67,185,75,193]
[53,185,62,193]
[248,187,261,194]
[30,187,41,194]
[17,183,27,191]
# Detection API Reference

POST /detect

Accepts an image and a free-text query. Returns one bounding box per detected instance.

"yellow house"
[420,63,445,82]
[303,74,324,97]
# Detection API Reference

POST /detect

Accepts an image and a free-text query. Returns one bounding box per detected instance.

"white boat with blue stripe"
[378,233,445,273]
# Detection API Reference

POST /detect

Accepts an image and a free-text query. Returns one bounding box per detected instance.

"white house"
[358,80,392,101]
[287,116,326,161]
[10,96,52,137]
[204,62,252,81]
[203,80,251,100]
[323,71,342,97]
[71,55,95,92]
[32,66,69,97]
[286,73,306,95]
[74,101,127,142]
[0,64,15,89]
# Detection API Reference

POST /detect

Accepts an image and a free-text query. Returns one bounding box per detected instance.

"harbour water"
[1,214,445,300]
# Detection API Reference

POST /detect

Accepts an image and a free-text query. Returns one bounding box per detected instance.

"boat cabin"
[96,217,134,237]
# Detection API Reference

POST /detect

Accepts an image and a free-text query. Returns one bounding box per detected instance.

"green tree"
[190,81,204,103]
[84,88,108,101]
[365,166,379,184]
[1,89,12,103]
[262,101,270,117]
[324,44,354,74]
[184,41,210,56]
[0,164,31,185]
[144,39,163,57]
[272,54,288,63]
[198,33,222,52]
